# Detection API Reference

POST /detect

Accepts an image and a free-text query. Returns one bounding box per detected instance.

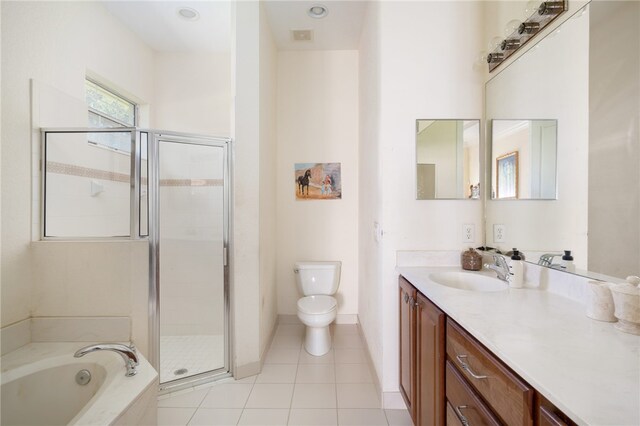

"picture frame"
[294,163,342,200]
[496,151,519,199]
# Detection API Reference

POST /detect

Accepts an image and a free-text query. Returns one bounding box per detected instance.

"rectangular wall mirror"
[484,2,640,280]
[490,119,558,200]
[416,119,480,200]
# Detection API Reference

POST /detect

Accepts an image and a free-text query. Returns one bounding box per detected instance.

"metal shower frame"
[40,128,233,393]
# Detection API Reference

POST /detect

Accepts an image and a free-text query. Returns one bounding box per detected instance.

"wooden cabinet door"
[399,276,417,422]
[416,292,445,426]
[535,394,576,426]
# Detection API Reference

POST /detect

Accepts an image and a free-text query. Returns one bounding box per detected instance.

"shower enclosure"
[41,128,231,392]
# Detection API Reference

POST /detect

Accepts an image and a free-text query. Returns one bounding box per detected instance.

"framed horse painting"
[294,163,342,200]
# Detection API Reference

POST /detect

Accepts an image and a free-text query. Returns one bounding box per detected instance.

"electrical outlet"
[462,224,475,243]
[493,224,506,243]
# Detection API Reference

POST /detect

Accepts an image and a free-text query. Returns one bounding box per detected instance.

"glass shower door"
[156,136,227,385]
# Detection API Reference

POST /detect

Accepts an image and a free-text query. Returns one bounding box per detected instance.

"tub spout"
[74,343,139,377]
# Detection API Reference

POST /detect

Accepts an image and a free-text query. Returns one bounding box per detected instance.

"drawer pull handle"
[455,405,470,426]
[404,293,409,303]
[455,354,488,379]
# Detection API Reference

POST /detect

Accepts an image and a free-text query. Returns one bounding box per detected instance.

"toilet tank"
[294,261,341,296]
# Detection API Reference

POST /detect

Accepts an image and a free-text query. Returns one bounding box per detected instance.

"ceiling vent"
[291,29,313,42]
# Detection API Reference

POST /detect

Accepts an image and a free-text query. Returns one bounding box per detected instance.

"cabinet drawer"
[536,394,577,426]
[446,361,501,426]
[446,402,464,426]
[447,320,534,426]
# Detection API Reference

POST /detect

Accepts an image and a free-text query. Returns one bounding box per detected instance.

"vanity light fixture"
[501,39,521,51]
[307,4,329,19]
[486,0,567,72]
[177,7,200,21]
[487,52,505,64]
[538,1,565,15]
[504,19,522,37]
[518,21,541,35]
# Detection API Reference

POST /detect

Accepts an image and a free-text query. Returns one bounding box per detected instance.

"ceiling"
[103,1,366,53]
[263,1,367,50]
[103,1,231,53]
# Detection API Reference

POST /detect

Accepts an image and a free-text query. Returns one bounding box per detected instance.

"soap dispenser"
[509,248,524,288]
[561,250,575,272]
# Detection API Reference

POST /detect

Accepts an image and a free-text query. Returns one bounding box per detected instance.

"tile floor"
[158,323,412,426]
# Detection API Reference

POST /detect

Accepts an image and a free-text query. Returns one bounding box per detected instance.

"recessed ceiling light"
[177,7,200,21]
[307,4,328,19]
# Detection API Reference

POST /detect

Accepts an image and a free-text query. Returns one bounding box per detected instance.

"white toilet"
[294,261,341,356]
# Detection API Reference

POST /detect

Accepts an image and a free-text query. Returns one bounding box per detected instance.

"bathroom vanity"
[397,267,640,426]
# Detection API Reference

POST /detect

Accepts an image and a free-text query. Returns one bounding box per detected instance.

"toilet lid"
[297,295,337,315]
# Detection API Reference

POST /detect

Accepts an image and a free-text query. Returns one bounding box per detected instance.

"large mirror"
[416,119,480,200]
[490,119,557,200]
[484,1,640,280]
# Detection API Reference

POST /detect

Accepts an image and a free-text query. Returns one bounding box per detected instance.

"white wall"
[275,50,359,321]
[0,4,3,325]
[258,2,279,357]
[481,1,590,82]
[153,52,231,136]
[588,1,640,278]
[1,1,154,330]
[484,9,589,266]
[358,0,384,388]
[358,1,484,401]
[1,1,234,360]
[231,0,262,376]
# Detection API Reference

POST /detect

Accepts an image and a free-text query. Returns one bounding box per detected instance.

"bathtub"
[1,343,158,426]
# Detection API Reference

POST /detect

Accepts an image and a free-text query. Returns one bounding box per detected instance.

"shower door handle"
[223,247,228,266]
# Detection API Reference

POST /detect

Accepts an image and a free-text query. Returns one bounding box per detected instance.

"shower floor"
[160,334,225,382]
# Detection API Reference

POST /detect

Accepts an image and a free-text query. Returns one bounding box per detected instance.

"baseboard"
[356,318,383,409]
[278,314,300,324]
[260,318,279,366]
[383,391,408,410]
[336,314,358,324]
[234,360,261,380]
[277,313,359,325]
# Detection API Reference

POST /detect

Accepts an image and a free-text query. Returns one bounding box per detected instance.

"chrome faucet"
[538,253,562,267]
[484,254,511,282]
[74,343,139,377]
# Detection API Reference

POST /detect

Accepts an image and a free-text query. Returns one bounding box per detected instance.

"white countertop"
[397,266,640,426]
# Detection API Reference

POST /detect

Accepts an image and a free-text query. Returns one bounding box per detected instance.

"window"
[85,79,136,152]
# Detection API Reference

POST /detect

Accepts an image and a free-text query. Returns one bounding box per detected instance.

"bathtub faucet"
[74,343,139,377]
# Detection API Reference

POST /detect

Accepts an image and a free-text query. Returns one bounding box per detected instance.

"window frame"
[85,78,138,128]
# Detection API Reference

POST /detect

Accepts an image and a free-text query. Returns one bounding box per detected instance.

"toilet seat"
[297,295,337,315]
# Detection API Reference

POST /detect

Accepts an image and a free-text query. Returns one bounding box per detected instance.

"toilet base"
[304,326,331,356]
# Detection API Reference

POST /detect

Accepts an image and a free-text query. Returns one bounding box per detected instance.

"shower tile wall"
[44,132,132,237]
[159,143,225,382]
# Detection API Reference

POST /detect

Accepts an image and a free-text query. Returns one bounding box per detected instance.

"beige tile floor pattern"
[158,323,412,426]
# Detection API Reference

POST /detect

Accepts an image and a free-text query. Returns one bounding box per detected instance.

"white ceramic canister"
[610,276,640,335]
[586,280,617,322]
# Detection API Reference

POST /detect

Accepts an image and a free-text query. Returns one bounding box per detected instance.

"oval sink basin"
[428,272,507,292]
